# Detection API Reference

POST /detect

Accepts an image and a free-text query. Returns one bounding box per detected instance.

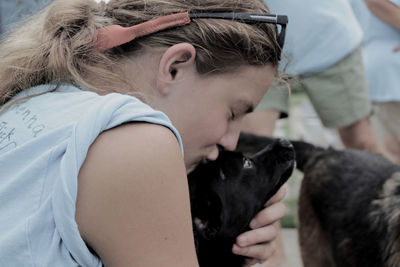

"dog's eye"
[243,158,254,169]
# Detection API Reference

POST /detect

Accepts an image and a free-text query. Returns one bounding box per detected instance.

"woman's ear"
[156,43,196,94]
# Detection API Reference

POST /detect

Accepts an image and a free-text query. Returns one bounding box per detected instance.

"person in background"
[0,0,51,34]
[242,0,393,266]
[0,0,288,266]
[350,0,400,165]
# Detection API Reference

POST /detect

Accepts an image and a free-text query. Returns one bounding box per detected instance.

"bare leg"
[337,117,397,163]
[241,110,280,136]
[382,136,400,165]
[371,103,400,165]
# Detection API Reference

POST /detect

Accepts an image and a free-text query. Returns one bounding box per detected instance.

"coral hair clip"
[95,12,191,51]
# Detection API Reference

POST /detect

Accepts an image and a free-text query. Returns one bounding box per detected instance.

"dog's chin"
[278,160,296,187]
[268,141,296,193]
[265,158,296,201]
[278,159,296,185]
[281,160,296,182]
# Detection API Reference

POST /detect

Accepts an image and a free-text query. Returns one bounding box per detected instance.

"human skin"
[365,0,400,29]
[365,0,400,51]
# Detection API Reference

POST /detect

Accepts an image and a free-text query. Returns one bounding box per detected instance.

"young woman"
[0,0,287,266]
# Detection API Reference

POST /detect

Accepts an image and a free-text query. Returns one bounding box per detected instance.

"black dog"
[188,138,295,266]
[237,132,400,267]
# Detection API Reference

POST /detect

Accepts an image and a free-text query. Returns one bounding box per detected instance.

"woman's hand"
[232,186,287,266]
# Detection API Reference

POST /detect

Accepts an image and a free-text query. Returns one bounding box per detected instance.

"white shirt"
[267,0,363,75]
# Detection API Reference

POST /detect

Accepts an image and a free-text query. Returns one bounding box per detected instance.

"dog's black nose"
[278,138,293,148]
[273,138,295,161]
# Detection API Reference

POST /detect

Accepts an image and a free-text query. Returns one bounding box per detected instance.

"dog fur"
[237,132,400,267]
[188,138,295,266]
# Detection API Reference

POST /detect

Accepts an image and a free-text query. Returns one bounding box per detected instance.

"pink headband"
[95,12,191,51]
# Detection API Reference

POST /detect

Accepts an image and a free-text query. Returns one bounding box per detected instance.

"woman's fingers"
[233,239,277,263]
[250,201,286,229]
[236,223,278,247]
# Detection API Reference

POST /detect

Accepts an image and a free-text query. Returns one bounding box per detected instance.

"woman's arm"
[76,123,199,266]
[365,0,400,29]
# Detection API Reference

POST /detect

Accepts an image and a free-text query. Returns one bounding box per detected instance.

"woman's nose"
[206,146,219,161]
[207,121,242,161]
[218,122,241,151]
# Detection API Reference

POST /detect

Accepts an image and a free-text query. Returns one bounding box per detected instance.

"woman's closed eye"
[229,101,255,122]
[229,109,245,121]
[229,111,237,121]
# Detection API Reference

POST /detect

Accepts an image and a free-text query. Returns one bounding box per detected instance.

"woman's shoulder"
[79,122,185,178]
[75,122,198,266]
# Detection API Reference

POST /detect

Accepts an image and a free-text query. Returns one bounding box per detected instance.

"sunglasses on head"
[189,13,288,49]
[95,11,288,53]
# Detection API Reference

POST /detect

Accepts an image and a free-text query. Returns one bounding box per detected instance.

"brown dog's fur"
[237,132,400,267]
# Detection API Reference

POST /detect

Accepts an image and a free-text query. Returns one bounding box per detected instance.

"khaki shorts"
[257,46,372,128]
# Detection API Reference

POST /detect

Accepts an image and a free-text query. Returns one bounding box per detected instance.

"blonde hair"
[0,0,281,105]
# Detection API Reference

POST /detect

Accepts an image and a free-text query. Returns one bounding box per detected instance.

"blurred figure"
[243,0,386,155]
[243,1,391,266]
[350,0,400,164]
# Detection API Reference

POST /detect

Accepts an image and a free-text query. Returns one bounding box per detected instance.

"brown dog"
[237,132,400,267]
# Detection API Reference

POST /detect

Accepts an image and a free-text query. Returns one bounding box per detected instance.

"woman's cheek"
[210,120,230,144]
